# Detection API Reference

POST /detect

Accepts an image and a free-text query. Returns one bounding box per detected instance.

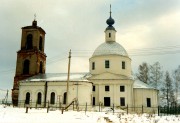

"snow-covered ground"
[1,105,180,123]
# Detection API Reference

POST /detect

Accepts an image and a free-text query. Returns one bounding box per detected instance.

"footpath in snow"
[1,105,180,123]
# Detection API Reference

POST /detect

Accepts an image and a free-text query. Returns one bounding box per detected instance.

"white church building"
[16,10,158,113]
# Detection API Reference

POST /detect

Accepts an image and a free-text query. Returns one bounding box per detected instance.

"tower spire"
[34,14,36,21]
[32,14,37,27]
[105,4,116,42]
[110,4,112,17]
[106,4,115,27]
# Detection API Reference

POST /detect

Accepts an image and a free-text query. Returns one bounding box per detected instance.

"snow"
[92,42,128,57]
[1,105,180,123]
[133,80,156,89]
[20,73,89,82]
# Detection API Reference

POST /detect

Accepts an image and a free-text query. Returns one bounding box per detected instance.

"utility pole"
[6,90,8,105]
[66,50,71,107]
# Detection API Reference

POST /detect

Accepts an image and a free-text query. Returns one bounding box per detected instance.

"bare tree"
[161,71,175,107]
[149,62,163,89]
[172,65,180,104]
[136,62,149,83]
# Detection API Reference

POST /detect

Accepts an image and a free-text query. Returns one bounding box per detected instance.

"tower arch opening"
[39,36,43,51]
[26,34,33,50]
[39,61,43,73]
[23,59,30,74]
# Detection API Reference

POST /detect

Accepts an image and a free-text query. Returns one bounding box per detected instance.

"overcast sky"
[0,0,180,91]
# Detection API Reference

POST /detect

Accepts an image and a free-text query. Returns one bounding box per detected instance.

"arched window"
[23,60,30,74]
[39,62,43,73]
[25,92,30,104]
[50,92,55,104]
[26,34,33,50]
[63,92,67,104]
[37,92,42,105]
[39,36,43,51]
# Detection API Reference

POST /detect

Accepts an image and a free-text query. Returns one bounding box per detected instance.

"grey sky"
[0,0,180,91]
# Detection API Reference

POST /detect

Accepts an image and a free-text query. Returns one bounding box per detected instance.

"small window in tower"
[26,34,33,50]
[23,59,30,74]
[105,85,109,91]
[109,33,111,37]
[122,61,125,69]
[39,36,43,51]
[105,60,110,68]
[92,62,95,70]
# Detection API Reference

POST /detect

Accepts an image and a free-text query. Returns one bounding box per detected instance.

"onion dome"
[106,5,115,31]
[106,14,115,26]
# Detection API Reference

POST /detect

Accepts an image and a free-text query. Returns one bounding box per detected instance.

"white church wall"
[18,81,92,109]
[75,82,93,110]
[133,88,158,113]
[114,80,134,107]
[18,82,45,107]
[92,80,134,107]
[47,81,92,108]
[90,55,131,77]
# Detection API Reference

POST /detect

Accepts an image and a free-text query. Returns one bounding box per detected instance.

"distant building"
[13,9,158,113]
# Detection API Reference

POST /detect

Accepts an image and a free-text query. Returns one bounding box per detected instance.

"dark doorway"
[147,98,151,107]
[104,97,110,106]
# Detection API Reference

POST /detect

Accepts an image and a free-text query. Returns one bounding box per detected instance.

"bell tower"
[12,19,46,106]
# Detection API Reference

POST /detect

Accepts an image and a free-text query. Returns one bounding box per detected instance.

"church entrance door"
[104,97,110,106]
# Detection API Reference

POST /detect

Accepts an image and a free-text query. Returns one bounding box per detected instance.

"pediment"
[87,72,131,80]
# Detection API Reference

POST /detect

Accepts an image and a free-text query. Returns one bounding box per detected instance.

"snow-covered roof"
[92,42,128,57]
[133,80,156,89]
[20,73,89,82]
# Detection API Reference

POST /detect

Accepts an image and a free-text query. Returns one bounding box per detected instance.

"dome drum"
[89,55,132,76]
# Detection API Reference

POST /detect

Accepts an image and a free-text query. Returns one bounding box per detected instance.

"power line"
[1,45,180,74]
[0,68,15,74]
[47,57,67,65]
[0,88,7,91]
[72,45,180,57]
